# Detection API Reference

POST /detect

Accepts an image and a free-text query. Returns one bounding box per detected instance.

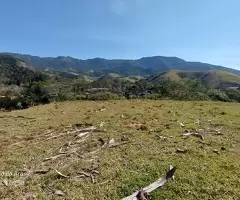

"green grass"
[149,70,240,89]
[0,100,239,199]
[214,70,240,84]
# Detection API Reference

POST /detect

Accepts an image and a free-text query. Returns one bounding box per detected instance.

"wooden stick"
[54,169,69,178]
[121,166,176,200]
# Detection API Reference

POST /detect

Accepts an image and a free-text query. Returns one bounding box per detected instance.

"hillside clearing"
[0,100,239,199]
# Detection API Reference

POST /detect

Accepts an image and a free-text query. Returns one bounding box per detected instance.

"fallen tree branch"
[78,170,99,183]
[76,132,90,138]
[46,132,66,140]
[121,166,176,200]
[53,189,66,196]
[54,169,69,178]
[108,138,129,148]
[34,169,50,174]
[67,126,97,135]
[43,154,65,162]
[183,132,204,140]
[45,126,97,140]
[184,127,224,138]
[176,148,188,153]
[59,146,68,154]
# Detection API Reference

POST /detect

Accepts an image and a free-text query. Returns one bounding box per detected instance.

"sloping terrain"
[0,100,239,199]
[0,55,47,85]
[146,70,240,89]
[3,53,240,76]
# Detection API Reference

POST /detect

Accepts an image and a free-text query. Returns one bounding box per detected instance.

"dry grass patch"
[0,100,239,199]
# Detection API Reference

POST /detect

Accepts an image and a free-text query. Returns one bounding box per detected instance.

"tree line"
[1,76,239,110]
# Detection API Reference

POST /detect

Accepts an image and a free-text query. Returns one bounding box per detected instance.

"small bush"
[192,92,211,101]
[225,90,240,102]
[57,92,77,101]
[0,97,29,110]
[87,92,121,100]
[22,83,50,105]
[76,94,87,100]
[207,89,230,102]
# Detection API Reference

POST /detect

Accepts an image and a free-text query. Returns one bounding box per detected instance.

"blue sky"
[1,0,240,70]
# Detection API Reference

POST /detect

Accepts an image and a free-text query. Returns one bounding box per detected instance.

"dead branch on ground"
[54,169,69,178]
[121,166,176,200]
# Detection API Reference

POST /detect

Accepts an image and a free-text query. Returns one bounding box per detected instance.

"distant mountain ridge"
[1,52,240,76]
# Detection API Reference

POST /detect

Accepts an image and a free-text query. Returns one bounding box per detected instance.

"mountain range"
[0,54,240,107]
[2,52,240,77]
[0,53,240,91]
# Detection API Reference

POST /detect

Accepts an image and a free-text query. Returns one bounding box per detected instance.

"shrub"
[192,92,211,101]
[57,92,77,101]
[22,83,50,105]
[225,90,240,102]
[207,89,230,102]
[0,98,28,110]
[76,94,87,100]
[86,92,121,100]
[141,93,163,100]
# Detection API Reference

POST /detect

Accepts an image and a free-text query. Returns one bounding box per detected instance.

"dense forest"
[0,55,47,85]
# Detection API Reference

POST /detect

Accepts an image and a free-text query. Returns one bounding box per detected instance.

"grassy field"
[0,100,239,200]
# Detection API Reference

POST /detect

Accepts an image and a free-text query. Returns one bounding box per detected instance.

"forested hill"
[146,70,240,89]
[2,53,240,76]
[0,55,47,85]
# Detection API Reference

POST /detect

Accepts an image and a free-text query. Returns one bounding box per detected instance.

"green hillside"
[0,55,47,86]
[147,70,240,89]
